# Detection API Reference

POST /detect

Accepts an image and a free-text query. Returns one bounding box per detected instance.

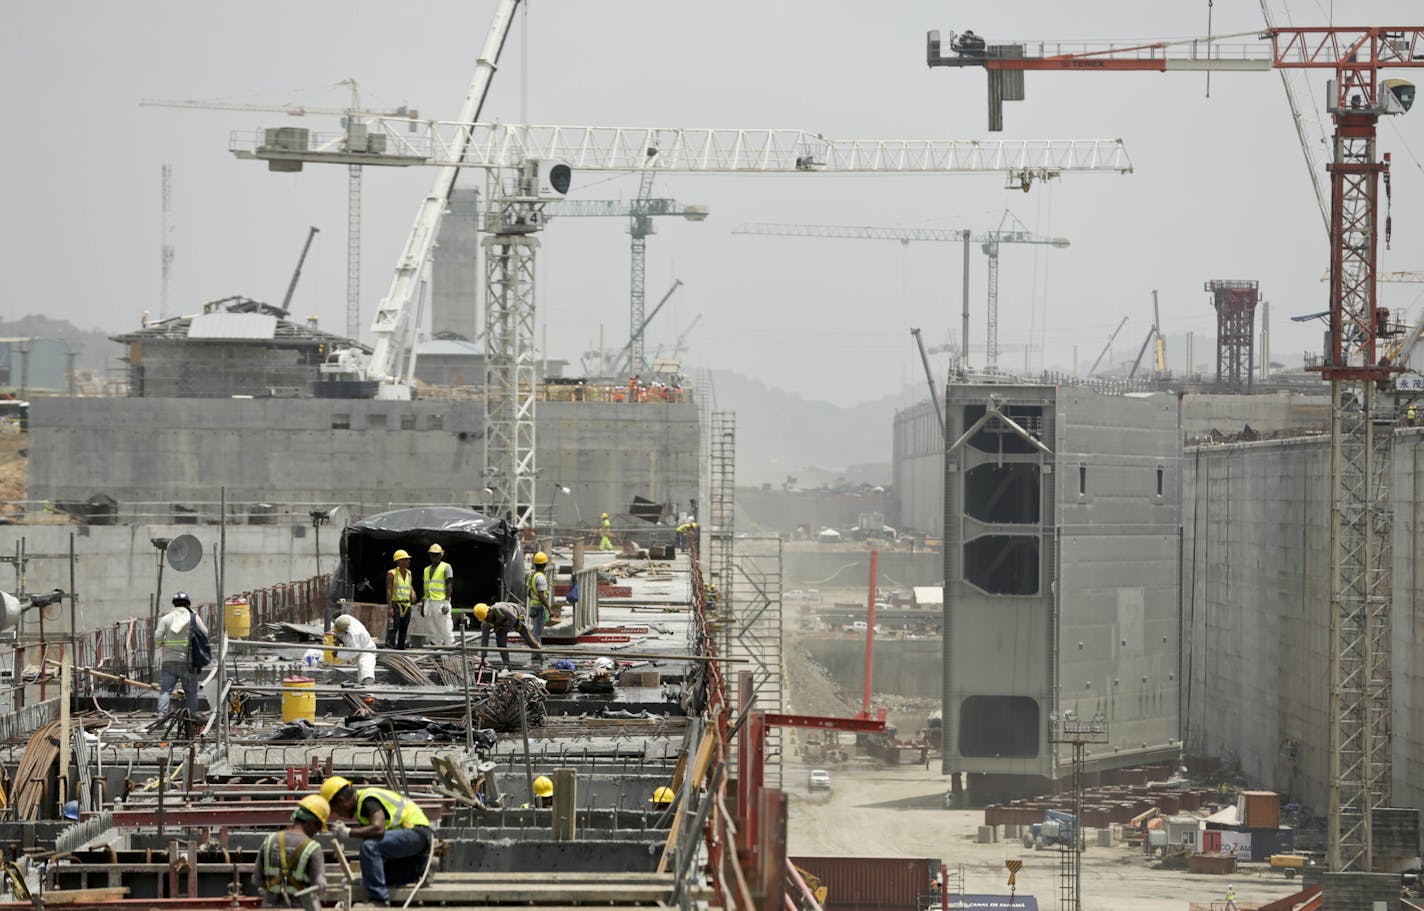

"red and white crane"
[926,22,1424,874]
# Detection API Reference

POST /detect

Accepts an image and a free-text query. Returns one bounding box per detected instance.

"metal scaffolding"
[708,411,736,600]
[729,537,785,789]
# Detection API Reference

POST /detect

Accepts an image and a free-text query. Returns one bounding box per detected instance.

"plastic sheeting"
[340,507,525,612]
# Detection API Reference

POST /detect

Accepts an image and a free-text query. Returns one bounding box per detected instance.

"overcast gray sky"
[4,1,1423,405]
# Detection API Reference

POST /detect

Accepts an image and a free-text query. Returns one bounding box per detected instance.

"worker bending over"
[322,776,432,907]
[331,614,376,686]
[474,602,541,669]
[421,543,455,647]
[254,795,329,911]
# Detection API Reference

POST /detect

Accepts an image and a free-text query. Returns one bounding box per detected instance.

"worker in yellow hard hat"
[650,786,676,809]
[598,513,614,551]
[420,543,455,647]
[526,552,552,666]
[253,795,329,911]
[474,602,540,670]
[321,775,432,907]
[676,520,697,553]
[385,549,414,650]
[522,775,554,809]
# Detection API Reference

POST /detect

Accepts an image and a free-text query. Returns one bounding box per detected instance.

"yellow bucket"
[224,598,251,638]
[281,676,316,723]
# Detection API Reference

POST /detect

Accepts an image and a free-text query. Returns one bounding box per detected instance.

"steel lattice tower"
[1324,116,1393,873]
[482,164,542,528]
[1205,280,1259,391]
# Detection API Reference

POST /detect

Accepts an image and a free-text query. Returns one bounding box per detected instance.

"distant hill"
[0,314,121,373]
[705,370,921,486]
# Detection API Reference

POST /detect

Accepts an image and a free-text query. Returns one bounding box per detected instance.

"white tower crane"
[732,214,1069,371]
[141,79,421,338]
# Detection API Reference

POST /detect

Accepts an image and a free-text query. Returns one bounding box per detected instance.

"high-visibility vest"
[527,569,548,606]
[388,568,412,614]
[261,829,320,896]
[423,563,449,602]
[355,787,430,829]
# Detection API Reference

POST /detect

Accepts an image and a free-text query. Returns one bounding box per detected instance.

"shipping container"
[1239,790,1281,829]
[790,857,940,911]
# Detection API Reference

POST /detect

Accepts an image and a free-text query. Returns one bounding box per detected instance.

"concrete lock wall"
[27,397,700,530]
[0,523,336,631]
[1182,427,1424,813]
[943,384,1181,782]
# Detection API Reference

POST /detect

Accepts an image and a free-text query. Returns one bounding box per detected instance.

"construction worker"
[526,552,552,664]
[155,592,207,717]
[386,549,414,650]
[650,786,675,810]
[1224,884,1238,911]
[598,513,614,552]
[525,775,554,808]
[676,520,697,553]
[254,795,329,911]
[332,614,377,685]
[474,602,541,669]
[1409,403,1420,426]
[421,543,455,647]
[322,776,432,907]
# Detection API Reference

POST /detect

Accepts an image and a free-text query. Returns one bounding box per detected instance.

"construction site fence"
[1,575,330,716]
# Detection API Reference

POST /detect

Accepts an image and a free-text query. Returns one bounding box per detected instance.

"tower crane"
[732,215,1069,371]
[926,21,1424,876]
[141,80,420,339]
[233,115,1131,526]
[1128,290,1165,379]
[543,190,709,374]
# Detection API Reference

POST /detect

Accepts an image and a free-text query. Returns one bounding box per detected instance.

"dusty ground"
[782,762,1303,911]
[0,431,26,509]
[780,591,1303,911]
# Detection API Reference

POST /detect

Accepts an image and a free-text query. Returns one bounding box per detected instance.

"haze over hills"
[704,369,917,488]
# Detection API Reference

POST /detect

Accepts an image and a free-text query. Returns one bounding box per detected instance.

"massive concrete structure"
[1183,427,1424,813]
[941,384,1182,796]
[896,389,1330,539]
[27,397,700,532]
[431,187,481,341]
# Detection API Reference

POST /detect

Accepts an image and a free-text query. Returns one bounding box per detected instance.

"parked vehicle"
[808,769,832,791]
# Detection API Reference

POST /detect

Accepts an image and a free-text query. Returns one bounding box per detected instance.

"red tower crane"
[927,25,1424,874]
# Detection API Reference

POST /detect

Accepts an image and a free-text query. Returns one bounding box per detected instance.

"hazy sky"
[4,2,1423,405]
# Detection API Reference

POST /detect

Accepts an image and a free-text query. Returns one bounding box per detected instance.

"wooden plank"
[35,886,130,904]
[388,883,672,904]
[423,873,674,883]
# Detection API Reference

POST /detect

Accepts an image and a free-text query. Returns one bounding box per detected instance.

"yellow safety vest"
[355,787,430,830]
[261,830,319,896]
[527,569,549,615]
[423,563,449,602]
[388,568,412,614]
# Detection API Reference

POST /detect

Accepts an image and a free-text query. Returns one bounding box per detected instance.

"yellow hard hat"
[474,603,490,622]
[533,551,549,565]
[650,786,675,805]
[319,775,352,804]
[428,543,444,555]
[295,794,331,828]
[601,513,609,519]
[533,775,554,797]
[332,615,352,632]
[393,549,411,562]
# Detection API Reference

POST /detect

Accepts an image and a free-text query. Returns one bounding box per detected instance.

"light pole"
[1047,709,1108,911]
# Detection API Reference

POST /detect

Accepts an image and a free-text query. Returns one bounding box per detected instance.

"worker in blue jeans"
[321,776,432,906]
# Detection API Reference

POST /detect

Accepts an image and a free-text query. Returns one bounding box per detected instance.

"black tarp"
[340,507,524,610]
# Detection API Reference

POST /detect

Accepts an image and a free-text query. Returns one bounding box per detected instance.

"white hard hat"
[333,615,352,631]
[593,657,614,671]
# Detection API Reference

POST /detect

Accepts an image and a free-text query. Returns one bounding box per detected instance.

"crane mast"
[926,21,1424,875]
[364,0,523,397]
